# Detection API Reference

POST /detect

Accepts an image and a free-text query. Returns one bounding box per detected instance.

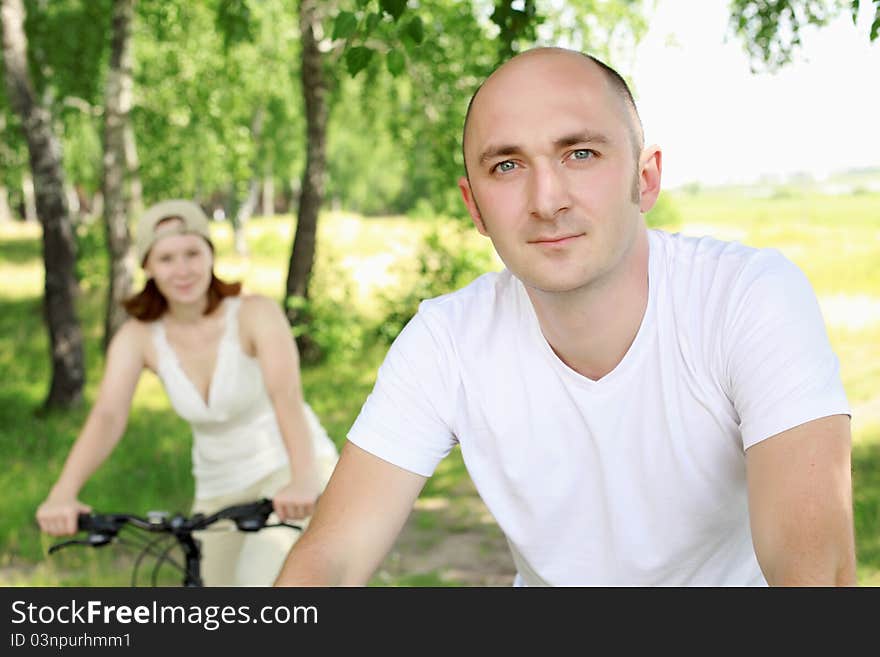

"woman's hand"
[36,496,92,536]
[272,471,322,521]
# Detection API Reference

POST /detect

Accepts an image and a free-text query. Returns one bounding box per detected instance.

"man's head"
[457,47,662,295]
[462,49,645,189]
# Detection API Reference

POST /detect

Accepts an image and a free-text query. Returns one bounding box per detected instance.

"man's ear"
[458,176,488,236]
[638,145,662,213]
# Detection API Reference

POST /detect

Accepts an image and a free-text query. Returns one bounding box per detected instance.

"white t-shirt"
[348,229,850,586]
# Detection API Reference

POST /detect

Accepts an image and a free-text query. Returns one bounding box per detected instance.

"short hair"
[461,50,644,179]
[122,272,242,321]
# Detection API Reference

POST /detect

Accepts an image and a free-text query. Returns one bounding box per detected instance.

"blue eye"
[494,160,517,173]
[571,149,594,160]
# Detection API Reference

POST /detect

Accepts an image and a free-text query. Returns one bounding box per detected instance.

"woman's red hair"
[122,273,242,321]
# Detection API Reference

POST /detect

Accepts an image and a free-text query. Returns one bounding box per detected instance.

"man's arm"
[274,441,427,586]
[745,414,856,586]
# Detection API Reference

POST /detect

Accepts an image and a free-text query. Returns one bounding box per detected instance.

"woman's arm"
[243,295,321,521]
[36,321,146,535]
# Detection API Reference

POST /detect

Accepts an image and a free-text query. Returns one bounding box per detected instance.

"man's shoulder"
[651,228,796,286]
[405,269,522,350]
[418,269,515,316]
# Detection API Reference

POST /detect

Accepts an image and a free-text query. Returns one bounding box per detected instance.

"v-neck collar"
[521,230,657,392]
[159,300,233,410]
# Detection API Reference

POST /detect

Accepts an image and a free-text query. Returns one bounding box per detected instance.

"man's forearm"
[274,529,362,586]
[761,541,856,586]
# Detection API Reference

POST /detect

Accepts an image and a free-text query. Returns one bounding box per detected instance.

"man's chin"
[513,270,596,296]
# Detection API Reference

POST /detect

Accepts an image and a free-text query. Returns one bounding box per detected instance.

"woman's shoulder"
[237,293,285,318]
[113,317,155,344]
[105,317,154,368]
[235,293,288,335]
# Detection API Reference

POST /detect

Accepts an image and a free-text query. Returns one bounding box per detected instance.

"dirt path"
[374,476,516,587]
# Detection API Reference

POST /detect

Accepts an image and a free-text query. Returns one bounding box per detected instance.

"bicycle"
[47,498,301,587]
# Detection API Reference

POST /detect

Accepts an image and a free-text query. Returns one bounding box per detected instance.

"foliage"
[1,0,653,222]
[324,1,652,217]
[373,222,496,344]
[490,0,543,59]
[645,191,681,228]
[2,0,876,221]
[73,217,108,293]
[728,0,880,71]
[286,281,366,365]
[133,0,303,206]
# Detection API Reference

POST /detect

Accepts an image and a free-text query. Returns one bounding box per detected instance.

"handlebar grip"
[76,513,95,531]
[77,513,124,534]
[199,497,275,531]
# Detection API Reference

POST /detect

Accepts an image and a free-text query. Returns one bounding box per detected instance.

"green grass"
[853,426,880,586]
[2,187,879,586]
[670,190,880,296]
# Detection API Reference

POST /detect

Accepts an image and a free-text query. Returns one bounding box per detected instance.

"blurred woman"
[36,199,338,586]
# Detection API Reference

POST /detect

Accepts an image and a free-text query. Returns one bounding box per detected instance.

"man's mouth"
[529,233,584,245]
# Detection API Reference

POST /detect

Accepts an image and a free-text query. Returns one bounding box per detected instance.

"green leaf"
[356,0,371,8]
[404,15,424,44]
[872,1,880,40]
[386,49,405,76]
[332,11,358,40]
[365,11,381,35]
[380,0,407,22]
[216,0,254,50]
[345,46,375,76]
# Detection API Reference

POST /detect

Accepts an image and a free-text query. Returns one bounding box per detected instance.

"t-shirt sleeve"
[722,249,850,450]
[347,306,459,476]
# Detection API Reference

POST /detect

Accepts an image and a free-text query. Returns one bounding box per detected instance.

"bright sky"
[630,0,880,188]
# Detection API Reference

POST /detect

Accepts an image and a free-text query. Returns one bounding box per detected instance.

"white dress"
[151,296,338,585]
[152,295,338,499]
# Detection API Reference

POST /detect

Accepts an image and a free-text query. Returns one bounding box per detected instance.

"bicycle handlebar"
[48,497,301,557]
[47,497,304,586]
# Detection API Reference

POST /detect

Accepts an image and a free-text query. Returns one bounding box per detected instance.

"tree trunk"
[233,178,258,255]
[22,170,37,222]
[262,166,274,218]
[286,0,328,361]
[230,106,265,255]
[0,184,11,222]
[123,121,143,218]
[288,177,301,214]
[2,0,84,409]
[91,190,104,220]
[64,183,80,224]
[101,0,136,350]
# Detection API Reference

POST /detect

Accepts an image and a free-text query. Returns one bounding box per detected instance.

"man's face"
[459,51,659,295]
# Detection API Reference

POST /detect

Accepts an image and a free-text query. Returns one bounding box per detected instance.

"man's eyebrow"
[478,144,521,166]
[477,131,613,165]
[554,130,611,148]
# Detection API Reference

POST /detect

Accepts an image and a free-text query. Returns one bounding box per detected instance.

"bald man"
[275,48,855,587]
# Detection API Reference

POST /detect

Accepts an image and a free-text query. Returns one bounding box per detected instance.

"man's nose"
[528,160,570,221]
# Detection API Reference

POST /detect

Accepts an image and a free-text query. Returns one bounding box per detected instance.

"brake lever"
[234,514,272,532]
[272,521,303,532]
[48,533,115,555]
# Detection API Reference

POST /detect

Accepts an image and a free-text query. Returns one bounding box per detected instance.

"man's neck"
[525,228,650,381]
